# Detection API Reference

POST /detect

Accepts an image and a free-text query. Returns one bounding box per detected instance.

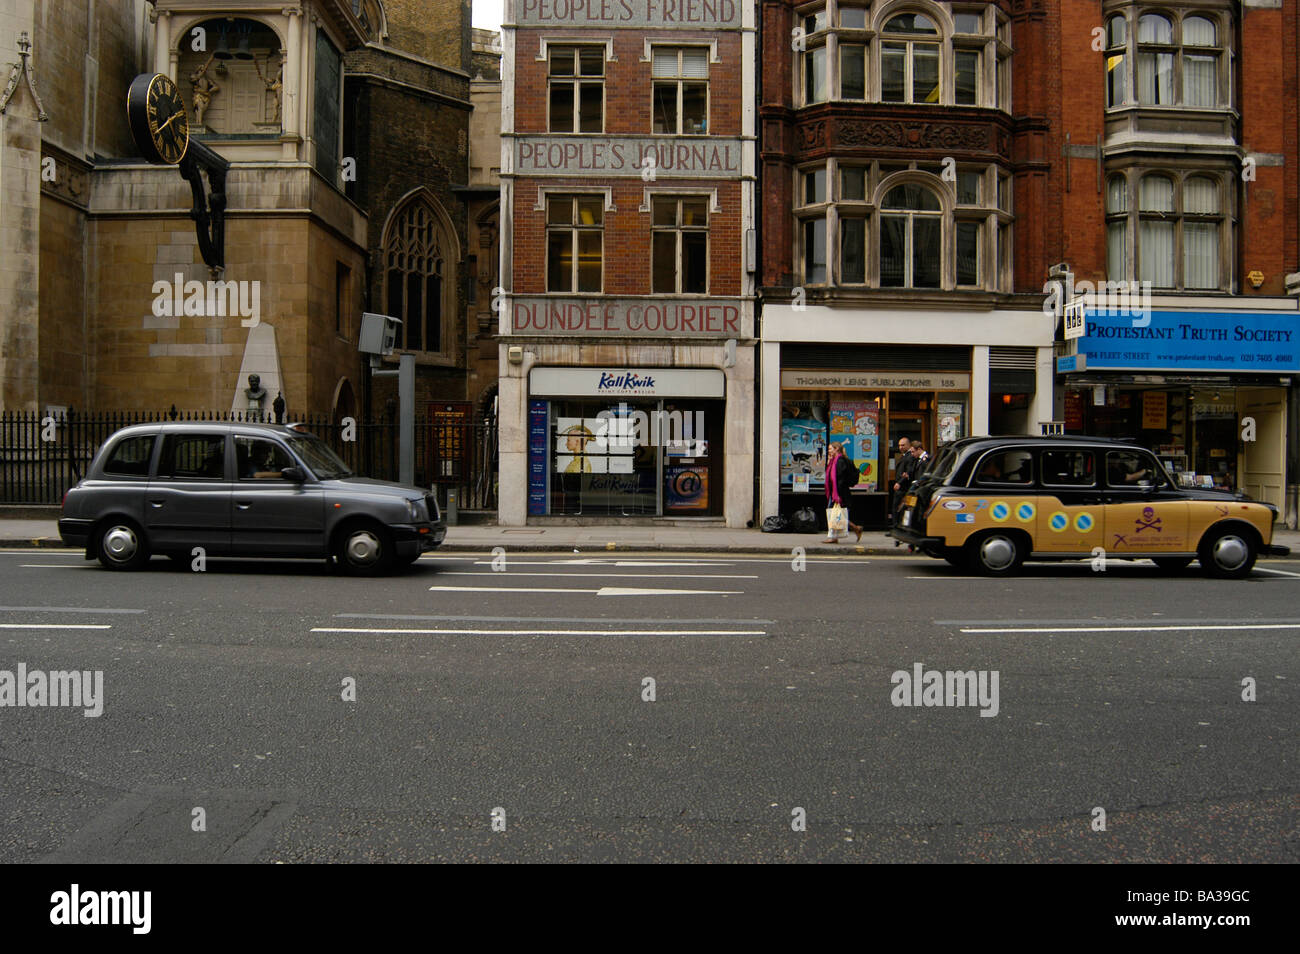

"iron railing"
[0,409,498,510]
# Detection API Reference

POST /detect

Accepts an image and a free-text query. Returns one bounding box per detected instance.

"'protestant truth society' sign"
[516,0,742,28]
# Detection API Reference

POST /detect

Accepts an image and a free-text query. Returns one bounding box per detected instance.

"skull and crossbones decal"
[1135,506,1162,533]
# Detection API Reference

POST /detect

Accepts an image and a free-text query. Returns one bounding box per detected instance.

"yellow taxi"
[890,436,1288,577]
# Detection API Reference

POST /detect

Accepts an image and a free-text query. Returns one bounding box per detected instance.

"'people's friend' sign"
[516,0,742,28]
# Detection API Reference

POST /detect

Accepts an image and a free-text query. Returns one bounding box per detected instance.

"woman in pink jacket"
[823,442,863,543]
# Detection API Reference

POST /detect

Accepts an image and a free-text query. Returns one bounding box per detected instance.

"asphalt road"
[1,547,1296,863]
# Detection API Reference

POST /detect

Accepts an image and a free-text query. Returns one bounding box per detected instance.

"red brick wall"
[512,179,742,296]
[511,27,746,300]
[1239,4,1293,296]
[513,30,743,136]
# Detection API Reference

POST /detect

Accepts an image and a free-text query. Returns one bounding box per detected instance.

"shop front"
[1060,305,1298,509]
[778,363,972,528]
[526,367,727,518]
[759,304,1055,529]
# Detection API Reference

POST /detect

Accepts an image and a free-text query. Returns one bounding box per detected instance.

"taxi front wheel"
[1198,527,1258,579]
[965,531,1026,577]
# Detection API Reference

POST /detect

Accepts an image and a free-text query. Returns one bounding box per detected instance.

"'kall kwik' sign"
[516,0,741,28]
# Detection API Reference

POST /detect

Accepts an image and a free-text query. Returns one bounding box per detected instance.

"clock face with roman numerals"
[126,73,190,165]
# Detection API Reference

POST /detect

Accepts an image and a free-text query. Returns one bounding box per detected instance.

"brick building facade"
[497,0,757,525]
[1050,0,1299,518]
[758,0,1300,527]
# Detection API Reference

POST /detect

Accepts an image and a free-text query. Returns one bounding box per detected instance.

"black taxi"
[890,436,1287,577]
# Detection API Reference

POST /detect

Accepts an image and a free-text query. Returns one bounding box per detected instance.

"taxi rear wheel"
[1198,526,1258,579]
[1151,557,1193,573]
[95,519,150,571]
[965,531,1026,576]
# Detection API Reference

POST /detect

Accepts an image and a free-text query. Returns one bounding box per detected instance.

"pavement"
[5,516,1300,556]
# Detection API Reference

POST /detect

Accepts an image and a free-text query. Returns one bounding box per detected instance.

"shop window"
[651,196,709,294]
[652,46,709,135]
[546,195,604,293]
[549,46,604,133]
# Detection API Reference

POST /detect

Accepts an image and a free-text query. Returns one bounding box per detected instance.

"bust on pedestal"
[245,373,267,421]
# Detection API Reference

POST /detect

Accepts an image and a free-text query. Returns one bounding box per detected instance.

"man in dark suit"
[892,438,918,519]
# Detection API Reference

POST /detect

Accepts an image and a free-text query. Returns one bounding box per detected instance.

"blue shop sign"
[1078,310,1300,372]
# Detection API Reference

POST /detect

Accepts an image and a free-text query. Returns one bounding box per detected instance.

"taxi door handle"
[236,502,252,510]
[149,500,164,508]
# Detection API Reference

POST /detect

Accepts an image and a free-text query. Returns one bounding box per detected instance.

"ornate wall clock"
[127,72,190,165]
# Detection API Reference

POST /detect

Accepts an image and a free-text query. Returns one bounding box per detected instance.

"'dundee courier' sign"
[516,0,742,28]
[511,297,744,338]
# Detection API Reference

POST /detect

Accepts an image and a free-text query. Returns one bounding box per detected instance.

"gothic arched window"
[383,196,449,353]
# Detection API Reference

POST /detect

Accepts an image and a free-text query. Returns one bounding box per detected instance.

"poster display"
[830,400,879,490]
[1142,392,1167,430]
[554,417,607,473]
[528,401,548,515]
[937,400,965,445]
[780,404,828,486]
[665,465,708,510]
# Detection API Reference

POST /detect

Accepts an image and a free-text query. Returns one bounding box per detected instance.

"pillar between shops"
[971,346,990,435]
[497,347,535,526]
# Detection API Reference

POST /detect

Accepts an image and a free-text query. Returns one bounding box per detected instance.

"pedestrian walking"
[823,442,864,543]
[888,437,912,522]
[892,438,919,522]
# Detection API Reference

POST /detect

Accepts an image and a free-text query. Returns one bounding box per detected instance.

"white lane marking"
[0,607,144,614]
[19,564,83,569]
[428,585,741,596]
[0,623,112,630]
[469,559,737,567]
[1254,567,1300,578]
[961,623,1300,634]
[313,627,764,636]
[441,571,757,580]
